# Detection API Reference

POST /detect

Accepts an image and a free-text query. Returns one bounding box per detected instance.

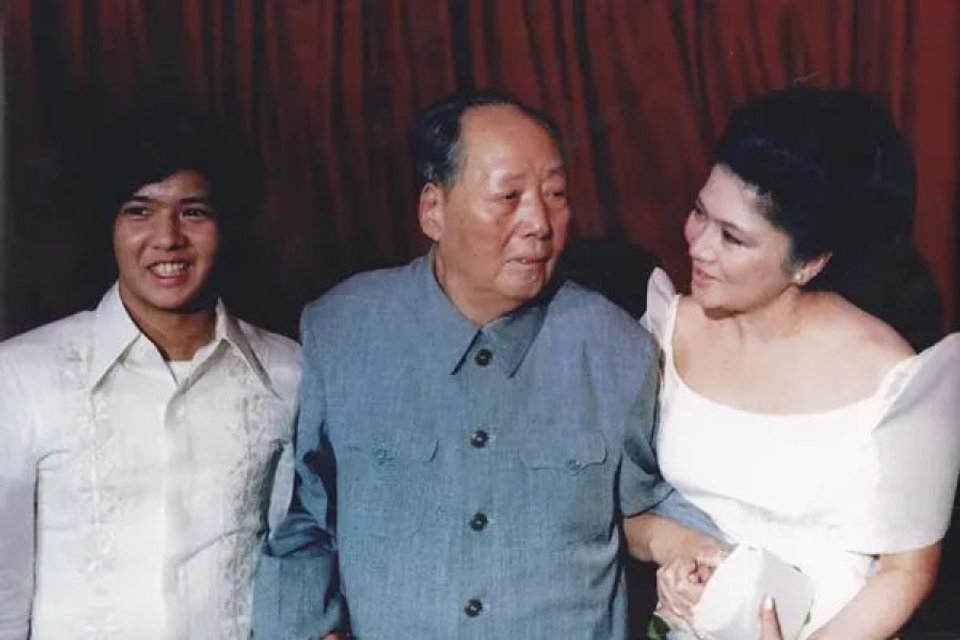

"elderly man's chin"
[498,266,552,302]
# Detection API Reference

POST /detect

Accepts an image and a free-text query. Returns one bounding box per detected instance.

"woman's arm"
[809,543,940,639]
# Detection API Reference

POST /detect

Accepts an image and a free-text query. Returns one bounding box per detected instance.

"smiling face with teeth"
[418,105,571,326]
[113,170,220,327]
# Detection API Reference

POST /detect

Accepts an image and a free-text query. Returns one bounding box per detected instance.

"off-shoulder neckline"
[660,292,919,419]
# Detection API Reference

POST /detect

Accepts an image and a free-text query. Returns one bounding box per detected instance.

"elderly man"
[0,114,301,639]
[254,91,717,639]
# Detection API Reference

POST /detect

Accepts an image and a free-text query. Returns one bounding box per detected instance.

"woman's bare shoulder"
[811,293,914,368]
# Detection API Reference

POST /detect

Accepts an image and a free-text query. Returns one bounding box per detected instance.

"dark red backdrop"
[2,1,960,632]
[3,0,958,339]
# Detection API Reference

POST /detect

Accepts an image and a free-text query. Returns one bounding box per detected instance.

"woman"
[643,88,960,638]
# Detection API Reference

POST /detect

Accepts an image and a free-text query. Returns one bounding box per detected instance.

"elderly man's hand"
[654,536,727,625]
[759,596,784,640]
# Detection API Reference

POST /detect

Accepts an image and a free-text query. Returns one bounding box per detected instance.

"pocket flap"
[343,430,438,463]
[519,432,607,470]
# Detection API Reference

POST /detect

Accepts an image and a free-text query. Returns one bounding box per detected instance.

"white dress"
[0,285,301,639]
[642,269,960,636]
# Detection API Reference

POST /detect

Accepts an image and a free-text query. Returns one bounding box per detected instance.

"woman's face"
[684,164,796,313]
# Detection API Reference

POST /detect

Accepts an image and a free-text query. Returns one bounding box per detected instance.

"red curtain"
[2,1,959,631]
[3,0,958,339]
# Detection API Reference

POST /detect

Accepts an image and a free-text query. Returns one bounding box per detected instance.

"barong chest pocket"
[340,429,439,539]
[518,431,612,542]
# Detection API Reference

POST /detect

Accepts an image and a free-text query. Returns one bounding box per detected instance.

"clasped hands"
[656,539,786,640]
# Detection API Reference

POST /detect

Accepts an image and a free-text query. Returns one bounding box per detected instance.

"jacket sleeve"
[618,336,724,539]
[253,310,347,639]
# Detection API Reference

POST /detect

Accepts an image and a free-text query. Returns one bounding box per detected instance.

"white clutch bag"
[688,545,814,640]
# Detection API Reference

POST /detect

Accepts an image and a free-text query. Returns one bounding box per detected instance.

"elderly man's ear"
[418,183,445,242]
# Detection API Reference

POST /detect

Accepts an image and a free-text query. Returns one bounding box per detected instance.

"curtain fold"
[1,1,959,631]
[3,0,957,338]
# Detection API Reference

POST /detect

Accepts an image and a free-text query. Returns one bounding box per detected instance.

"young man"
[0,114,301,638]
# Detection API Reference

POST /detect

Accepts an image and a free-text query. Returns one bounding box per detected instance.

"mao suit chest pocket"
[339,429,439,539]
[519,431,607,471]
[518,431,613,541]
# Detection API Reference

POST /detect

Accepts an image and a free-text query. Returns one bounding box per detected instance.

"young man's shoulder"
[228,316,302,406]
[0,310,96,382]
[0,310,95,359]
[232,317,300,356]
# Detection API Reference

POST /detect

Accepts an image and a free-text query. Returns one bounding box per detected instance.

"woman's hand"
[759,596,784,640]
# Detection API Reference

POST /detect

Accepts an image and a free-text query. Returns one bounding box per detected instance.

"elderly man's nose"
[521,194,552,238]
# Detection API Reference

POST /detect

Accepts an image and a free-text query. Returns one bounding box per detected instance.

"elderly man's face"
[419,105,571,325]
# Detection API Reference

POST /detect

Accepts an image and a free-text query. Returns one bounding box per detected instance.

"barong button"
[474,349,492,366]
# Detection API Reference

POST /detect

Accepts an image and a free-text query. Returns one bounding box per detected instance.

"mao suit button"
[464,598,483,617]
[468,513,488,531]
[470,430,489,448]
[474,349,492,366]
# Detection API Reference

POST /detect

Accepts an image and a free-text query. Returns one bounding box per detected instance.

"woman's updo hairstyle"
[713,87,942,349]
[713,87,914,264]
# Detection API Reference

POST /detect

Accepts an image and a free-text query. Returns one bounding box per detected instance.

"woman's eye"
[722,230,744,246]
[502,191,521,201]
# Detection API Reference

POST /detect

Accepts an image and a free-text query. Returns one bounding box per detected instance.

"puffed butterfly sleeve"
[844,333,960,554]
[639,267,677,349]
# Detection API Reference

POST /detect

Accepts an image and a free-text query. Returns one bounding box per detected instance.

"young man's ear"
[418,183,445,242]
[793,252,832,286]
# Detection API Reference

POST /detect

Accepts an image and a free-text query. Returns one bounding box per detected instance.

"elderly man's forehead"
[458,105,564,164]
[461,104,555,137]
